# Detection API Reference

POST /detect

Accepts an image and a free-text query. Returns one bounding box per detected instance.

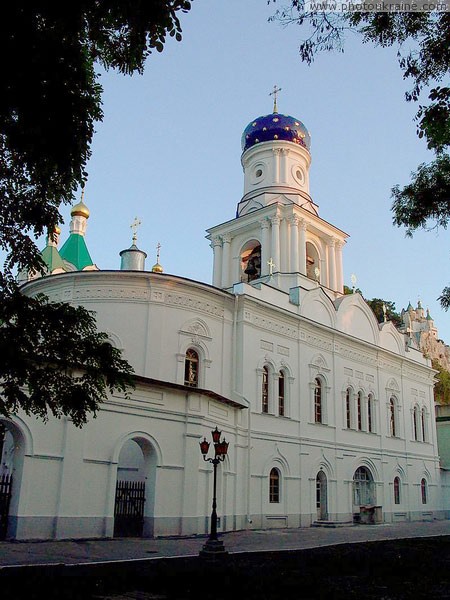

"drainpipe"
[232,292,252,525]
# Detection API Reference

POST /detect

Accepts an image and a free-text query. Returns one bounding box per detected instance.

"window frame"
[421,478,428,505]
[314,377,323,424]
[269,468,281,503]
[346,388,352,429]
[262,366,269,414]
[278,370,285,417]
[184,348,199,388]
[394,476,401,505]
[357,391,363,431]
[367,393,374,433]
[389,396,398,437]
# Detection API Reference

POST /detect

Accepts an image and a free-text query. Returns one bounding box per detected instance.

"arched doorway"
[0,419,26,540]
[114,437,157,537]
[353,466,375,519]
[316,470,328,521]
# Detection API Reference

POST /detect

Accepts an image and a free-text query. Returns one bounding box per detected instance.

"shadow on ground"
[2,536,450,599]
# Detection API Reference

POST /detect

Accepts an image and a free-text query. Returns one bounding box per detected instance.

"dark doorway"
[114,480,146,537]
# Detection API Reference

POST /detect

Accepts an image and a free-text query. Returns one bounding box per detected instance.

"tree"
[0,2,191,424]
[432,359,450,405]
[269,4,450,307]
[365,298,402,328]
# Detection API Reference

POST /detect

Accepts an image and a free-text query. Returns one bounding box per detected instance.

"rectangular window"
[278,372,285,417]
[314,379,322,424]
[357,393,362,430]
[346,390,351,429]
[262,368,269,414]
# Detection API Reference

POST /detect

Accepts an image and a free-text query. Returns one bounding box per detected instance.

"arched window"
[353,466,374,506]
[357,391,363,431]
[421,408,427,442]
[184,349,199,387]
[306,242,320,281]
[346,388,352,429]
[421,478,428,504]
[389,397,397,437]
[314,378,322,423]
[368,394,374,433]
[240,240,261,282]
[413,405,419,441]
[394,476,401,505]
[269,468,280,503]
[262,366,269,414]
[278,371,285,417]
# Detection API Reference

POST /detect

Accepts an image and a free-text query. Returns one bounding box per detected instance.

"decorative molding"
[305,333,333,352]
[337,343,378,367]
[71,287,150,301]
[251,314,298,339]
[179,319,212,340]
[261,340,274,351]
[277,345,290,356]
[165,293,224,318]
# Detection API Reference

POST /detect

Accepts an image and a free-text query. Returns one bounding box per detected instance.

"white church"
[1,99,448,540]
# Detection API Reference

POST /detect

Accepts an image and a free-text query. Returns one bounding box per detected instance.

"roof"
[133,375,247,409]
[59,233,94,270]
[40,244,66,273]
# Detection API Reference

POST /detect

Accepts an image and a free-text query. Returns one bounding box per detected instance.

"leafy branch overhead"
[269,3,450,307]
[0,2,191,424]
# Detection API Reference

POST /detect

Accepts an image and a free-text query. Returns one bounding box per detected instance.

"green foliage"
[0,2,191,424]
[1,2,192,277]
[392,155,450,234]
[0,286,135,427]
[432,359,450,405]
[269,4,450,309]
[365,298,402,328]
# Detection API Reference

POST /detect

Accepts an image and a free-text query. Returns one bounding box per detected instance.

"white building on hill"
[0,102,446,540]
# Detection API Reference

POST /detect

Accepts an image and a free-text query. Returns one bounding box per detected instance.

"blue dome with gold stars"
[241,113,311,153]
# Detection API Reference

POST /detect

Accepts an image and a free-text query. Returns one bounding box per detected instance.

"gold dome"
[71,201,90,219]
[151,262,163,273]
[54,225,61,235]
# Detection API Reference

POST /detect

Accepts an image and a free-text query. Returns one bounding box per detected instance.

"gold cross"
[267,257,276,276]
[269,85,282,113]
[130,217,141,244]
[156,242,161,263]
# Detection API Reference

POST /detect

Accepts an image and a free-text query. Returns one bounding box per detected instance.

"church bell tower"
[206,90,348,296]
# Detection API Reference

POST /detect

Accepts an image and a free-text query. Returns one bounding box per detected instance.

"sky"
[56,0,449,341]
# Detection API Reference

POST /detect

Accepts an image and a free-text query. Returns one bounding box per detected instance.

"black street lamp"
[199,426,229,557]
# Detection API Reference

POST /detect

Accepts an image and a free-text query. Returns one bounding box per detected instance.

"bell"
[245,260,257,277]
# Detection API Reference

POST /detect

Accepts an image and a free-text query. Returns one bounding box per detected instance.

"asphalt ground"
[1,520,450,569]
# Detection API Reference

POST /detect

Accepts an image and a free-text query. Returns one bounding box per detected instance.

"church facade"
[1,104,446,540]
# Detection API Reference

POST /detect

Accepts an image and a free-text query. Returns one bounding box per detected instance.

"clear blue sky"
[57,0,449,341]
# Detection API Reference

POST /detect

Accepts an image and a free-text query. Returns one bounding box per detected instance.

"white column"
[211,237,223,288]
[260,219,270,277]
[272,148,281,183]
[280,217,289,272]
[280,148,289,183]
[271,214,281,273]
[336,240,344,292]
[289,215,299,273]
[299,219,307,275]
[328,238,337,291]
[221,233,231,288]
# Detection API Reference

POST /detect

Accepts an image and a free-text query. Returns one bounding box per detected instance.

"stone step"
[312,520,354,528]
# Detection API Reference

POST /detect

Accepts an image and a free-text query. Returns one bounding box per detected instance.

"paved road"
[0,521,449,569]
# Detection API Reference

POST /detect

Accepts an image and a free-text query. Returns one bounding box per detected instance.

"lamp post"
[199,426,229,556]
